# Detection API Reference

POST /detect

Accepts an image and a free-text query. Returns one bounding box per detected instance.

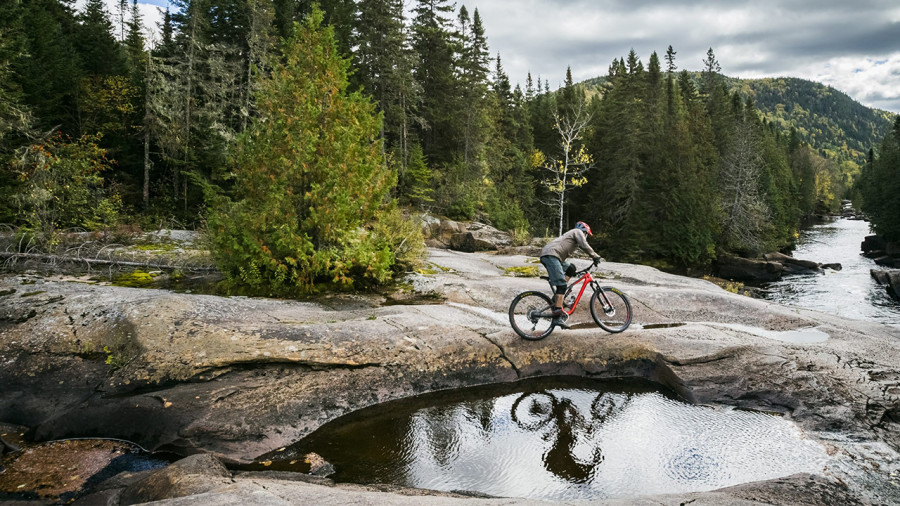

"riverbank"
[761,217,900,328]
[1,248,899,504]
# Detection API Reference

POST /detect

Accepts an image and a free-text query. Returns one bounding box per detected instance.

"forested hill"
[729,76,894,163]
[584,74,894,164]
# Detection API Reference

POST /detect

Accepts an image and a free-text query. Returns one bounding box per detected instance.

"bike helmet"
[575,221,592,236]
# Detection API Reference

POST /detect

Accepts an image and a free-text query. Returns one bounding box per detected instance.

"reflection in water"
[286,379,828,501]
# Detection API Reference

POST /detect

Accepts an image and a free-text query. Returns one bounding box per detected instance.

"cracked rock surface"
[1,249,899,504]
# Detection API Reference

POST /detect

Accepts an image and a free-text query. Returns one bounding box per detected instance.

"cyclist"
[540,221,602,328]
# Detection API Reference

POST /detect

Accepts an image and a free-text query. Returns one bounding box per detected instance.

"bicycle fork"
[592,281,616,315]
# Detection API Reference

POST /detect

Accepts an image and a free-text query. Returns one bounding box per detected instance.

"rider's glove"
[592,256,602,265]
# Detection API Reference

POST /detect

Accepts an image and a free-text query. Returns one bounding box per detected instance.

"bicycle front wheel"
[509,291,556,340]
[589,287,632,333]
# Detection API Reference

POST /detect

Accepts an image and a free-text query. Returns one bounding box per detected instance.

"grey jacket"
[540,229,599,262]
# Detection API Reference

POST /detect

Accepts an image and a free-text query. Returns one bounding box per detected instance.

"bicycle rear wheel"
[589,287,632,333]
[509,291,556,340]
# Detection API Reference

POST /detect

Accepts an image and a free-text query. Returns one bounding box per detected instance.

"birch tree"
[541,101,593,235]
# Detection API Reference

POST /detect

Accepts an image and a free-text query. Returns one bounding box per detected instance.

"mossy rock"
[112,271,158,288]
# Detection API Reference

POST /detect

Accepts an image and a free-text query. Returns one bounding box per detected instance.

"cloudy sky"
[88,0,900,113]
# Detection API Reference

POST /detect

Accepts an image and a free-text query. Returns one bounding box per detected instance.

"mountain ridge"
[581,73,895,166]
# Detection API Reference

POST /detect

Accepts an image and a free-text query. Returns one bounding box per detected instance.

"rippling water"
[288,379,828,501]
[762,218,900,328]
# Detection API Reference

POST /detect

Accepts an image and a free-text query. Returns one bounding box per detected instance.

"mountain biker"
[540,221,602,327]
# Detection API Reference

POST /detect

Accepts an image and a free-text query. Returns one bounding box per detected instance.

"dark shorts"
[540,255,571,288]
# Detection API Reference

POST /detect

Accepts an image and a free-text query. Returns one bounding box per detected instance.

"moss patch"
[502,265,541,277]
[112,270,158,288]
[703,275,752,297]
[132,242,179,252]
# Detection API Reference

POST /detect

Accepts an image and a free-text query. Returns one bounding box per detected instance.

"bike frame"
[561,268,611,315]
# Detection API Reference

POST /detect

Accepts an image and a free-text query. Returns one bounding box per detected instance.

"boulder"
[821,263,843,271]
[424,219,463,248]
[862,235,886,256]
[449,231,495,252]
[716,256,783,282]
[887,270,900,300]
[448,223,512,252]
[870,269,900,300]
[420,218,513,251]
[764,252,822,275]
[119,454,231,505]
[874,256,897,268]
[871,269,890,286]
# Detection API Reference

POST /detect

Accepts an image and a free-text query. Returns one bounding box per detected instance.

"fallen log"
[0,251,218,272]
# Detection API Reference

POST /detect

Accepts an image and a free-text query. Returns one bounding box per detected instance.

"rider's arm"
[575,230,601,260]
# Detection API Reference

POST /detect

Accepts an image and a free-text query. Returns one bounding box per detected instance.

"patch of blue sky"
[139,0,170,8]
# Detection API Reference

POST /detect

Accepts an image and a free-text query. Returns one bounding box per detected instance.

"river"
[761,217,900,329]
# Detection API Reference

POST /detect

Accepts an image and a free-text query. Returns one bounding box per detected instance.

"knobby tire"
[509,291,556,340]
[589,287,632,333]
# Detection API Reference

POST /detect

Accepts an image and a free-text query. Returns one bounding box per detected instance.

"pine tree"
[861,119,900,241]
[411,0,458,164]
[149,0,244,215]
[455,6,491,174]
[18,0,82,133]
[76,0,126,77]
[483,53,533,231]
[404,142,434,209]
[353,0,418,170]
[206,7,397,291]
[700,47,732,152]
[0,21,33,222]
[557,65,577,118]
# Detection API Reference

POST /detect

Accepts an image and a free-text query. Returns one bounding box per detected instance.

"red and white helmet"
[575,221,592,236]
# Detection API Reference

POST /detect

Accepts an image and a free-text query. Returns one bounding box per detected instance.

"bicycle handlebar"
[574,258,603,276]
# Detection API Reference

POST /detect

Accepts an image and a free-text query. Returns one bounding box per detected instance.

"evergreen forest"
[1,0,898,291]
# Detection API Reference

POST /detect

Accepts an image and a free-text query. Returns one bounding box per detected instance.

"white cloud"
[800,53,900,112]
[466,0,900,112]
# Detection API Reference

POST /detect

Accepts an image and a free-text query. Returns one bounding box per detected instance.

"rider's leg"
[540,256,567,310]
[553,289,565,312]
[551,284,570,328]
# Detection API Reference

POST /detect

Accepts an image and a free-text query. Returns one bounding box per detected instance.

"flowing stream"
[761,217,900,329]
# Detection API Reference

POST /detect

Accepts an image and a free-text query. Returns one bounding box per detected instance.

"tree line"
[1,0,887,290]
[857,117,900,243]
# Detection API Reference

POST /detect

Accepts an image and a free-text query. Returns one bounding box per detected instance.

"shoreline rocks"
[871,269,900,300]
[716,252,840,282]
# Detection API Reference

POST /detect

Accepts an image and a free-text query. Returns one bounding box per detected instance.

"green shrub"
[11,132,121,247]
[205,8,401,293]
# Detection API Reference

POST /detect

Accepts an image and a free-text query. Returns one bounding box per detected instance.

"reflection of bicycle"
[511,391,629,430]
[508,261,632,340]
[510,390,629,483]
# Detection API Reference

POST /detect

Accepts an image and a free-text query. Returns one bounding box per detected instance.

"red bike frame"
[563,271,597,315]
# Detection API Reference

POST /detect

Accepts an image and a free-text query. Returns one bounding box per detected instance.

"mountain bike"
[508,260,632,340]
